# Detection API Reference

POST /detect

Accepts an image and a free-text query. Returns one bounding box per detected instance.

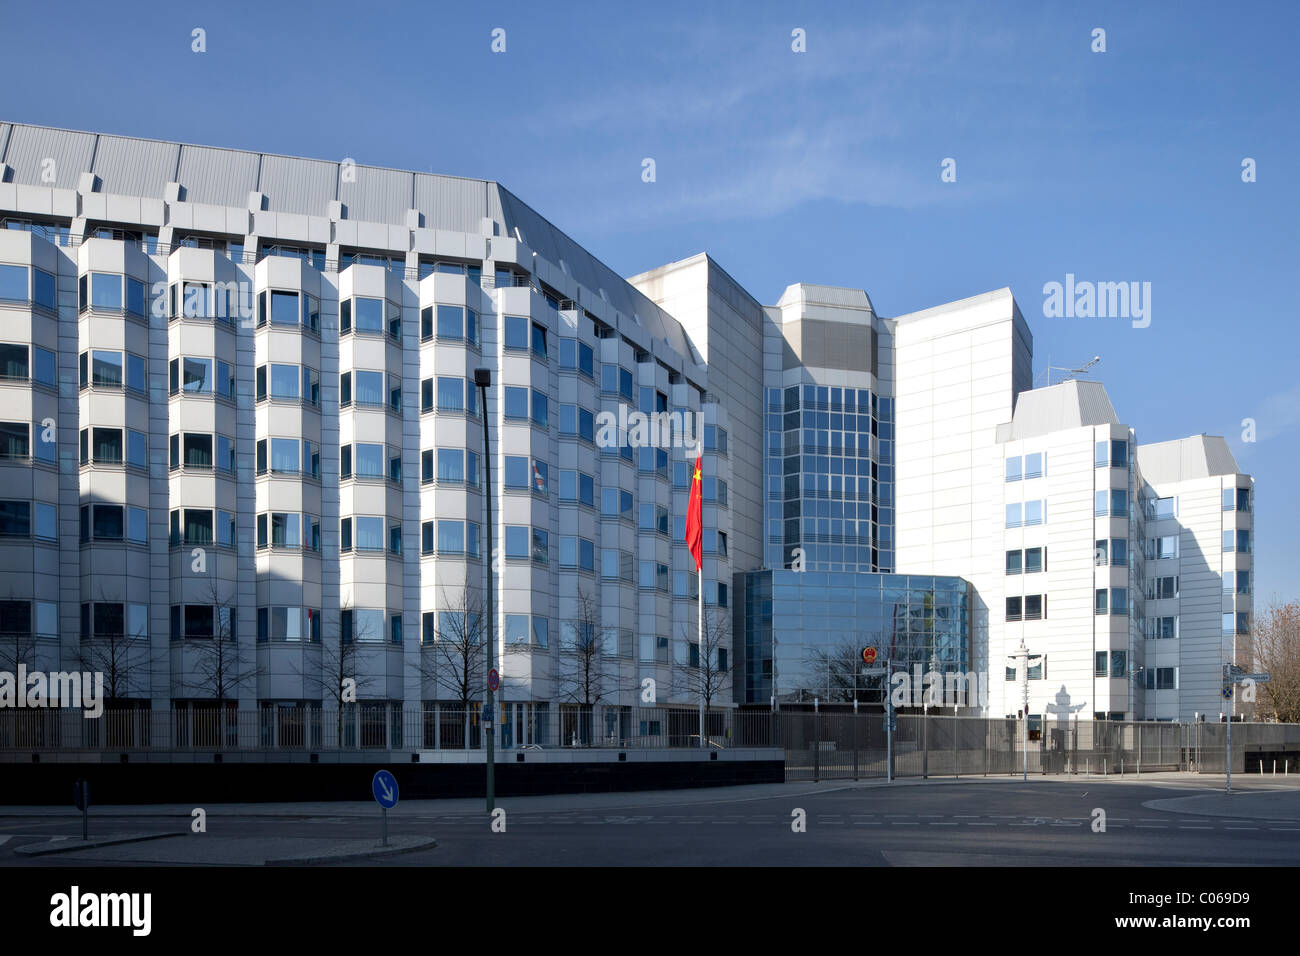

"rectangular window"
[438,520,465,554]
[92,350,123,387]
[182,433,212,469]
[0,264,28,303]
[1024,594,1042,620]
[1153,496,1174,519]
[1095,539,1108,566]
[1110,538,1126,567]
[505,525,529,559]
[1024,452,1043,479]
[1025,547,1043,573]
[353,297,384,333]
[0,501,31,536]
[128,353,147,393]
[1024,499,1043,526]
[271,437,299,473]
[354,369,383,406]
[271,290,299,326]
[183,357,212,393]
[1110,651,1127,679]
[437,377,464,412]
[1095,490,1109,516]
[1005,457,1022,482]
[1095,652,1108,677]
[1006,549,1022,574]
[355,443,384,478]
[1111,489,1128,517]
[504,315,529,350]
[437,448,464,484]
[91,273,123,311]
[504,386,529,419]
[436,304,463,340]
[1005,503,1022,529]
[0,422,29,459]
[504,456,529,489]
[1006,596,1022,622]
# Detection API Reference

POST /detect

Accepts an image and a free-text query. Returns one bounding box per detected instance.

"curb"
[267,837,438,865]
[14,831,184,856]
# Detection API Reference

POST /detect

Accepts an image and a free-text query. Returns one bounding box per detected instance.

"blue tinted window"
[0,264,28,302]
[91,273,122,310]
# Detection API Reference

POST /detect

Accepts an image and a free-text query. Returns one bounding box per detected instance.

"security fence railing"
[1,707,1298,779]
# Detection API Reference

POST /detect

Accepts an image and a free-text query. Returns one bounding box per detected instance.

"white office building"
[0,123,1252,737]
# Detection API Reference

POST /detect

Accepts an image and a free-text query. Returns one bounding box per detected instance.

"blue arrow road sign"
[372,770,399,809]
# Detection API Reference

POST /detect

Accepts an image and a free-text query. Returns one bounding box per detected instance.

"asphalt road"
[3,776,1298,866]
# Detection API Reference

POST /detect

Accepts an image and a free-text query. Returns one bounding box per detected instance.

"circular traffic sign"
[488,668,500,692]
[371,770,399,809]
[862,647,877,665]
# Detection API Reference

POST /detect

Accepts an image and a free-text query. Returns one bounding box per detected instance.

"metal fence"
[2,707,1297,779]
[0,705,760,754]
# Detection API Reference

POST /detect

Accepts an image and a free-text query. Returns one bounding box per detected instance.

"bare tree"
[179,582,264,745]
[673,604,732,740]
[554,588,609,745]
[417,580,485,748]
[77,585,150,703]
[294,600,380,746]
[0,591,37,675]
[1249,600,1300,722]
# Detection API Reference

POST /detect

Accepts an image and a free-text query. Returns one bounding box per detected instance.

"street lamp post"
[474,368,495,812]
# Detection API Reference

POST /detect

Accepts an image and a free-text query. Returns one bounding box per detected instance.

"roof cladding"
[259,153,338,215]
[1136,435,1241,483]
[91,135,179,197]
[0,122,694,361]
[997,380,1121,441]
[2,124,95,188]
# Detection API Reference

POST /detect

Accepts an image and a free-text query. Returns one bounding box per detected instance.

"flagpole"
[698,565,705,748]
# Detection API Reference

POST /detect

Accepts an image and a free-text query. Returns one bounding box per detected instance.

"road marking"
[966,822,996,827]
[928,822,958,826]
[1225,827,1258,831]
[0,836,10,847]
[1268,827,1300,832]
[854,821,882,826]
[1134,825,1166,830]
[1178,826,1212,830]
[891,822,920,826]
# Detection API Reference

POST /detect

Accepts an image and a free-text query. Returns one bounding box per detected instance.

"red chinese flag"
[685,455,703,572]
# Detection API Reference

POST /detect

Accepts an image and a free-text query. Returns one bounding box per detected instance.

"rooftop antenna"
[1036,355,1100,387]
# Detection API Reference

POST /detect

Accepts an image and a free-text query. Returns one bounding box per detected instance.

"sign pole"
[371,770,399,845]
[475,369,495,812]
[886,658,893,782]
[1226,709,1232,795]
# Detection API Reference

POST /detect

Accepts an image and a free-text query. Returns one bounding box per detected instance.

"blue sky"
[4,0,1297,603]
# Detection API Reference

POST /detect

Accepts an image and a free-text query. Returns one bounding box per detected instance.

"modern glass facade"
[764,384,894,573]
[737,570,970,706]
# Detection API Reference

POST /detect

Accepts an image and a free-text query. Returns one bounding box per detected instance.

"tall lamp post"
[474,368,495,812]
